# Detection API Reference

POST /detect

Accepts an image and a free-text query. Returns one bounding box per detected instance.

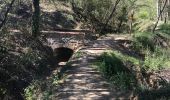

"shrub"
[134,20,155,32]
[132,32,155,51]
[94,51,138,90]
[143,48,170,71]
[97,52,125,77]
[132,32,170,71]
[158,24,170,35]
[138,11,149,19]
[24,80,53,100]
[24,73,62,100]
[110,72,136,90]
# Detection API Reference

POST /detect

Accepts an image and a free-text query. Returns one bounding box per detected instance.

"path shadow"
[91,39,144,60]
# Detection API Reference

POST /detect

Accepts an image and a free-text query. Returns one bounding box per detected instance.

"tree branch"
[0,0,15,29]
[153,0,168,33]
[101,0,121,35]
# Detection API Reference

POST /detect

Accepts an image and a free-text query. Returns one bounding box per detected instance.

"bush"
[110,72,136,90]
[138,11,149,19]
[134,20,155,32]
[93,51,138,90]
[158,24,170,35]
[70,0,133,33]
[143,48,170,71]
[24,72,63,100]
[132,32,170,71]
[24,80,53,100]
[97,52,125,77]
[132,32,155,51]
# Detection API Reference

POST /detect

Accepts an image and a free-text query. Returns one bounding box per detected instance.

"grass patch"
[93,51,139,90]
[110,72,136,90]
[143,48,170,71]
[72,51,84,58]
[132,32,155,51]
[158,23,170,35]
[133,31,170,71]
[93,49,170,90]
[132,31,170,71]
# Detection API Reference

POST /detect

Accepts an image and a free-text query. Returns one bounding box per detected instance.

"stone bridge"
[42,29,89,51]
[11,29,95,51]
[41,29,95,63]
[11,29,96,62]
[10,29,96,63]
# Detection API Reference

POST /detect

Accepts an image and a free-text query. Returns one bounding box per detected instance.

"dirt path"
[54,35,135,100]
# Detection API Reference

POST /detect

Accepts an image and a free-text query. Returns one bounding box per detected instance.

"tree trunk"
[153,0,168,33]
[32,0,40,38]
[100,0,121,35]
[157,0,159,18]
[128,10,134,35]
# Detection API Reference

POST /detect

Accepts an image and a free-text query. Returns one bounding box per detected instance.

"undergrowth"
[93,48,170,90]
[143,48,170,71]
[93,51,139,90]
[132,32,155,51]
[132,31,170,71]
[158,23,170,35]
[24,72,66,100]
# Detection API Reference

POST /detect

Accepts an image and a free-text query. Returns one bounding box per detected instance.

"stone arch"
[54,47,74,63]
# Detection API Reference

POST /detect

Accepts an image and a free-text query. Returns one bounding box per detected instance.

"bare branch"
[0,0,15,29]
[153,0,168,33]
[101,0,121,34]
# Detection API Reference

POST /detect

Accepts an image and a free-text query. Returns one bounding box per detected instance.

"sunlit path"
[54,36,134,100]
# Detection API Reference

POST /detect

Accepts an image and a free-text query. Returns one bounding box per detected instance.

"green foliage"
[71,0,138,33]
[70,0,157,34]
[130,0,156,32]
[96,52,125,76]
[72,51,84,58]
[143,48,170,71]
[132,31,170,71]
[69,0,156,33]
[134,20,155,32]
[24,72,62,100]
[24,80,54,100]
[158,24,170,35]
[19,49,43,66]
[94,49,170,90]
[24,82,37,100]
[138,10,149,19]
[132,32,155,51]
[110,72,136,90]
[94,51,138,90]
[136,1,156,20]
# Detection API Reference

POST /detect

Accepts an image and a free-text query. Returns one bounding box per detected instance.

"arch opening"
[54,47,74,63]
